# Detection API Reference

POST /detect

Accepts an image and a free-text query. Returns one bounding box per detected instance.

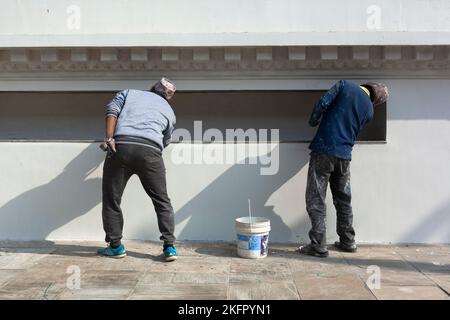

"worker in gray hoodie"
[98,78,178,261]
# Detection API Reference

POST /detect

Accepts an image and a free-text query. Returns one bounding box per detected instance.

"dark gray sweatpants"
[102,143,176,247]
[305,152,355,251]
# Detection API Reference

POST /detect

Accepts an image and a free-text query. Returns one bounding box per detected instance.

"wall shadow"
[0,143,309,243]
[399,200,450,243]
[174,144,309,242]
[0,144,104,240]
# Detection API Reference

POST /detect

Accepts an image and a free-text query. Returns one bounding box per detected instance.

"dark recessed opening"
[0,91,386,142]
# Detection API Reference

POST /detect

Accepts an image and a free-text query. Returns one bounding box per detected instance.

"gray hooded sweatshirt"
[105,89,176,150]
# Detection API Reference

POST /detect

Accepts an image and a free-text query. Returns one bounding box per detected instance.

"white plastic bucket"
[235,217,271,259]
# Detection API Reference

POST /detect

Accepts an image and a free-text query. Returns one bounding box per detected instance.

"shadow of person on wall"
[174,144,310,245]
[0,143,310,260]
[0,144,104,240]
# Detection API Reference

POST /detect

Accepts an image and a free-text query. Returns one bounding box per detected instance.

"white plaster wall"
[0,79,448,243]
[1,0,450,46]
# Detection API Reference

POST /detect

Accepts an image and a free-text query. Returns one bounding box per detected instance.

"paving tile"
[228,282,299,300]
[33,253,100,267]
[149,257,230,274]
[138,272,175,284]
[177,242,237,258]
[88,257,152,272]
[230,259,290,275]
[0,248,54,269]
[2,271,66,287]
[229,272,292,284]
[394,245,450,256]
[0,241,448,300]
[288,256,354,274]
[0,263,70,290]
[58,287,133,300]
[79,270,142,289]
[0,281,66,300]
[353,245,402,254]
[346,266,434,286]
[293,271,375,300]
[130,284,227,300]
[356,268,435,287]
[339,246,401,261]
[0,270,24,287]
[407,261,450,274]
[427,274,450,295]
[1,259,140,299]
[395,246,450,259]
[0,286,45,300]
[343,255,416,273]
[371,286,450,300]
[36,283,68,300]
[172,273,228,284]
[398,252,450,274]
[437,244,450,252]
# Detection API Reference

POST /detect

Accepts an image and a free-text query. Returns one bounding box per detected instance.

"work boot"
[334,241,357,253]
[297,244,329,258]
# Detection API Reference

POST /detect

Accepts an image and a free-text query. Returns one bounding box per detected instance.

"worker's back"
[110,89,176,150]
[309,80,374,160]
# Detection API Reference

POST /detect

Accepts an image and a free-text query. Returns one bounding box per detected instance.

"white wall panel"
[0,79,448,243]
[1,0,449,47]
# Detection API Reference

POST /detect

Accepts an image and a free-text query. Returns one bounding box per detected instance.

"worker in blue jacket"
[299,80,388,258]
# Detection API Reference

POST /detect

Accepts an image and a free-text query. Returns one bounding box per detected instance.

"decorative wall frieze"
[0,46,449,75]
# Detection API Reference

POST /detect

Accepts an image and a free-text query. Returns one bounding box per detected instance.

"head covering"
[361,82,389,106]
[151,77,176,100]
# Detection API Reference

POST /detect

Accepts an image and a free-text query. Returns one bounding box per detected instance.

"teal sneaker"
[97,243,126,259]
[163,245,177,262]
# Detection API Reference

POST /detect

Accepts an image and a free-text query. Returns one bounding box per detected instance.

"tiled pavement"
[0,241,449,300]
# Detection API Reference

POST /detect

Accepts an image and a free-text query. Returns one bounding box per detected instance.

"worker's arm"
[309,80,344,127]
[105,116,117,140]
[361,108,374,127]
[100,115,118,152]
[100,90,129,152]
[162,119,176,148]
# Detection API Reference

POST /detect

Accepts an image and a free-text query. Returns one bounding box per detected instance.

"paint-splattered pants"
[305,152,355,251]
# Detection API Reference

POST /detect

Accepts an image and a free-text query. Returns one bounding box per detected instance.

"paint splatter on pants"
[305,152,355,251]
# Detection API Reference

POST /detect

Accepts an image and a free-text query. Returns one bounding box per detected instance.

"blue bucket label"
[237,234,269,255]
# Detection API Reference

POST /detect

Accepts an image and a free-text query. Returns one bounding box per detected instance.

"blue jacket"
[105,89,176,150]
[309,80,374,160]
